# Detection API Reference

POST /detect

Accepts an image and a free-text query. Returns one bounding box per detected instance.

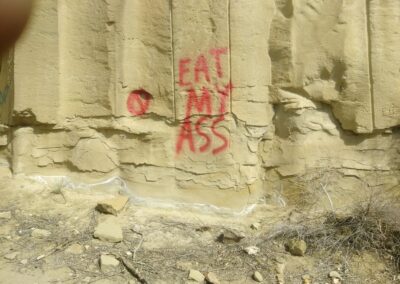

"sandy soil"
[0,175,397,284]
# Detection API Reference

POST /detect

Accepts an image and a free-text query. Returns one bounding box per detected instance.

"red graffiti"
[209,47,227,78]
[127,89,152,116]
[176,47,231,156]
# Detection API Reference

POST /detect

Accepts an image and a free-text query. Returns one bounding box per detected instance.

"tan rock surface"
[0,0,399,209]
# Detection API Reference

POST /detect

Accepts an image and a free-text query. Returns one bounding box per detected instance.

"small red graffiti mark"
[179,58,191,87]
[126,89,152,116]
[176,119,195,154]
[194,54,211,83]
[211,115,228,155]
[209,47,228,78]
[185,87,212,118]
[195,117,211,152]
[216,81,232,114]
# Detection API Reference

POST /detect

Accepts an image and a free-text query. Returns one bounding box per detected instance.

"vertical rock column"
[172,0,241,202]
[13,0,60,124]
[58,0,111,118]
[230,0,275,194]
[368,0,400,129]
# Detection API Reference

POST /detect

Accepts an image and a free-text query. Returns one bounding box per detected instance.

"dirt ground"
[0,175,398,284]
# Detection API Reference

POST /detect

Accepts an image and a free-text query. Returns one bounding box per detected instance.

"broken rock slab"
[31,228,51,238]
[93,216,123,243]
[285,239,307,256]
[253,271,263,282]
[65,243,84,255]
[188,269,205,282]
[328,271,342,281]
[0,211,12,219]
[4,252,19,260]
[217,229,245,244]
[96,195,129,215]
[206,272,220,284]
[100,254,120,273]
[244,246,260,255]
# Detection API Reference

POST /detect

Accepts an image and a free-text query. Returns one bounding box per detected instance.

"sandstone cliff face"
[1,0,400,209]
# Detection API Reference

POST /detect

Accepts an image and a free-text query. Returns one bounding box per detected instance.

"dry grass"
[268,189,400,271]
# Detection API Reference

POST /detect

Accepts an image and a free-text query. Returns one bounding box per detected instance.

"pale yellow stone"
[96,195,129,215]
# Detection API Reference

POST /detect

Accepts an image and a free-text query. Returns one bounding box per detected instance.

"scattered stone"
[126,251,132,257]
[176,261,193,271]
[46,267,74,281]
[20,259,28,265]
[188,269,205,282]
[276,274,285,284]
[275,262,285,275]
[0,211,11,219]
[31,228,51,238]
[93,216,123,243]
[4,252,19,260]
[206,272,220,284]
[250,222,261,230]
[328,271,342,280]
[253,271,263,282]
[65,243,84,255]
[302,274,312,284]
[96,195,129,215]
[196,226,211,232]
[285,239,307,256]
[244,246,260,255]
[36,254,45,260]
[217,230,245,244]
[100,254,120,273]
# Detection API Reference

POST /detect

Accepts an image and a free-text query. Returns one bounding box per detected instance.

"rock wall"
[1,0,400,210]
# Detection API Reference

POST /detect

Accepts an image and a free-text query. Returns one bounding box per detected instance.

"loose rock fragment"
[65,243,83,255]
[217,230,245,244]
[0,211,11,219]
[244,246,260,255]
[328,271,342,280]
[188,269,205,282]
[276,273,285,284]
[96,195,129,215]
[253,271,263,282]
[302,274,312,284]
[100,254,120,273]
[4,252,19,260]
[20,259,28,265]
[285,239,307,256]
[206,272,220,284]
[93,216,123,243]
[250,222,261,230]
[31,228,51,238]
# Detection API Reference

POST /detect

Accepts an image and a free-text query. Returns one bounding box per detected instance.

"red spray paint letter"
[176,119,195,154]
[126,89,152,116]
[195,117,211,152]
[211,116,228,155]
[179,58,191,87]
[215,81,233,114]
[185,87,212,118]
[210,48,228,78]
[194,54,210,83]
